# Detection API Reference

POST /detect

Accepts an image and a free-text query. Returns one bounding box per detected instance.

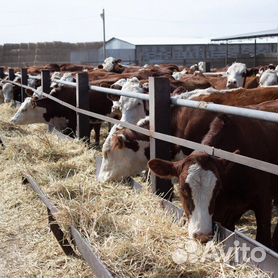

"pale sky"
[1,0,277,44]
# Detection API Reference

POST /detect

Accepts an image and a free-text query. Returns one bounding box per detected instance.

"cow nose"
[193,232,213,244]
[227,80,237,88]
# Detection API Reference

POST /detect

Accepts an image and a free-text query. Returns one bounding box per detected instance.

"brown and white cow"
[226,62,248,88]
[10,86,113,145]
[259,69,278,87]
[99,57,125,74]
[149,113,277,247]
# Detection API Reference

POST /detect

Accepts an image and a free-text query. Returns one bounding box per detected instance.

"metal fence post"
[21,68,28,102]
[8,68,15,80]
[41,70,51,94]
[76,72,91,142]
[0,67,5,79]
[149,77,173,200]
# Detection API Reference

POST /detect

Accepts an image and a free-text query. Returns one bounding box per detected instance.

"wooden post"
[76,72,91,142]
[21,68,28,102]
[8,68,15,80]
[41,70,51,94]
[0,67,5,79]
[149,77,173,200]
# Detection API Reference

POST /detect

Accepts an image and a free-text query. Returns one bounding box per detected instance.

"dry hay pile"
[0,104,271,277]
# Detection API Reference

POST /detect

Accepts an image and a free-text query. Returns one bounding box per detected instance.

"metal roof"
[211,29,278,41]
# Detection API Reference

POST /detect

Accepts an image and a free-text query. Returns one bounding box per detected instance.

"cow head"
[226,62,247,88]
[98,118,150,183]
[111,77,148,124]
[10,97,47,125]
[2,83,14,103]
[148,152,229,243]
[259,69,278,87]
[102,57,125,73]
[50,71,62,88]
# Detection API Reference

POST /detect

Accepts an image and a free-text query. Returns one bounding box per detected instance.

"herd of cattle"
[0,57,278,251]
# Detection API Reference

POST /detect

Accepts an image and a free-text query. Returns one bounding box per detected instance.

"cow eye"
[137,103,141,106]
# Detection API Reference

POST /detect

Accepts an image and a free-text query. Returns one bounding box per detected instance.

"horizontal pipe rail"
[28,74,41,80]
[171,97,278,123]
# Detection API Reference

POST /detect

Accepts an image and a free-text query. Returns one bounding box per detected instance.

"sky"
[1,0,277,44]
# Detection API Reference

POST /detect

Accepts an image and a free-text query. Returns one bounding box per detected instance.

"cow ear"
[111,135,125,150]
[148,159,181,179]
[107,94,120,101]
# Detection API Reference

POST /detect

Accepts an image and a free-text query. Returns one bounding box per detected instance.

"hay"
[0,104,272,277]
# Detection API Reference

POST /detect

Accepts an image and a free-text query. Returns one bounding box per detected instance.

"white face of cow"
[259,69,278,87]
[98,133,149,183]
[3,83,14,103]
[116,77,146,124]
[226,62,247,88]
[10,97,47,125]
[50,71,62,88]
[185,163,217,239]
[148,153,221,243]
[103,57,116,72]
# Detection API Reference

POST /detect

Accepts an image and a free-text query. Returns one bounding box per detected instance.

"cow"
[191,87,278,106]
[172,68,188,80]
[59,64,93,72]
[100,57,125,74]
[50,72,76,88]
[226,62,254,88]
[2,83,14,103]
[148,113,277,248]
[10,86,113,145]
[2,76,35,104]
[98,87,278,182]
[259,69,278,87]
[109,77,148,122]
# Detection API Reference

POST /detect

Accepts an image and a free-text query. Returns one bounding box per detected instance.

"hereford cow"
[10,86,113,145]
[191,87,278,106]
[259,69,278,87]
[100,57,125,74]
[148,113,277,248]
[226,62,258,88]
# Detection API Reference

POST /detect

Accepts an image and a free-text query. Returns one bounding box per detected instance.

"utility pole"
[100,8,106,60]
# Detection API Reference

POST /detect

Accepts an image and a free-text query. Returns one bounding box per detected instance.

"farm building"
[0,32,277,68]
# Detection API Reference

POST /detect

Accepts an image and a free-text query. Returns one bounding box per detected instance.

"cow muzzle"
[193,232,213,244]
[226,80,237,89]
